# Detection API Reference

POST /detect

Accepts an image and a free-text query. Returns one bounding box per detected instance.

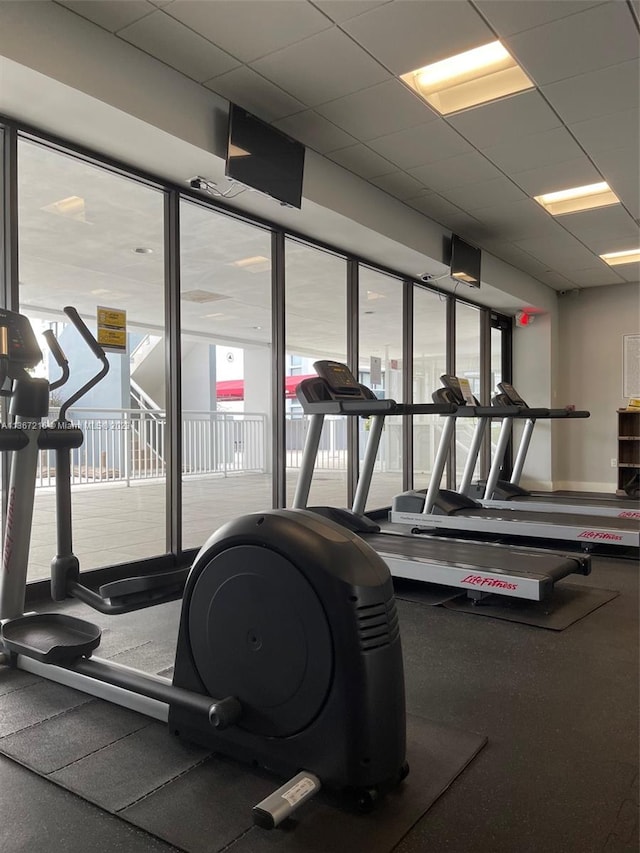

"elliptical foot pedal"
[1,614,101,663]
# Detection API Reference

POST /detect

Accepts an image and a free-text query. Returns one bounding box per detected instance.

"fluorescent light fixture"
[231,255,271,273]
[366,290,386,300]
[533,181,620,216]
[599,248,640,266]
[400,41,533,115]
[41,195,89,222]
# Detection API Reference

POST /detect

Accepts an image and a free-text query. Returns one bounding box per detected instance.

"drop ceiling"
[35,0,640,290]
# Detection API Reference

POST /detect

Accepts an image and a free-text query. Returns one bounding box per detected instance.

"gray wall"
[556,282,640,491]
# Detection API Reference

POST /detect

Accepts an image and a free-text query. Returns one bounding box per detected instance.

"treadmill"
[293,361,590,603]
[390,376,640,552]
[478,382,640,519]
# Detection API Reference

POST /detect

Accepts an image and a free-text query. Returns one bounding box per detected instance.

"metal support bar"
[510,418,535,485]
[402,279,413,493]
[292,414,325,509]
[164,190,182,555]
[0,419,40,620]
[483,417,513,499]
[423,416,455,514]
[458,418,487,494]
[352,413,385,515]
[347,258,359,507]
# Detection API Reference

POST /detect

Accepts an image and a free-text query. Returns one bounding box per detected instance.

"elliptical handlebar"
[58,306,110,422]
[42,330,70,392]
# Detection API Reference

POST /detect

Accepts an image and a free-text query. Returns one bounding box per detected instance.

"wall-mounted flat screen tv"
[225,105,305,209]
[450,235,481,287]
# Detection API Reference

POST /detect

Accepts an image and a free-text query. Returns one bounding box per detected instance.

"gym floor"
[1,553,638,852]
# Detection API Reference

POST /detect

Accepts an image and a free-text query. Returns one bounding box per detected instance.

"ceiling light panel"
[533,181,620,216]
[400,41,534,115]
[599,249,640,266]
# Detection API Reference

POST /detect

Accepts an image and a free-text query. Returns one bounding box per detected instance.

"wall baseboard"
[552,481,617,493]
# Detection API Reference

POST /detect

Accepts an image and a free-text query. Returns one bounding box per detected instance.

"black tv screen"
[225,105,305,209]
[450,235,481,288]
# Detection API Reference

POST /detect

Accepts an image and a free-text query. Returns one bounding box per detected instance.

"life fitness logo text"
[462,574,518,591]
[578,530,623,541]
[618,511,640,519]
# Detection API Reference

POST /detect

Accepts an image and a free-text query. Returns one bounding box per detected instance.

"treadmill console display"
[313,360,362,396]
[0,308,42,368]
[440,375,476,405]
[497,382,528,408]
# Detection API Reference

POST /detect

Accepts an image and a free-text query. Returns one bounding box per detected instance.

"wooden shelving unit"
[617,409,640,496]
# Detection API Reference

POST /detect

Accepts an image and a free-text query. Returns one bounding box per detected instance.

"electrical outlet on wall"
[610,458,617,467]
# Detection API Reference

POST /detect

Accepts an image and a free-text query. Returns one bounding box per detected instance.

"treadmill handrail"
[451,404,521,418]
[300,399,397,415]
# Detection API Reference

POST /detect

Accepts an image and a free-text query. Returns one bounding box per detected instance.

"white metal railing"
[35,408,268,488]
[33,409,495,489]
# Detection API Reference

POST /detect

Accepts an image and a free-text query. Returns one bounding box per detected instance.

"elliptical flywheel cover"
[186,544,333,738]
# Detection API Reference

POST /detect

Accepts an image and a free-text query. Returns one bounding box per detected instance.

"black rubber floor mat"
[393,579,464,606]
[0,679,486,853]
[443,583,619,630]
[121,714,486,853]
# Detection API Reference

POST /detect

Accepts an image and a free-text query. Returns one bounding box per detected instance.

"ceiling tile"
[165,0,332,62]
[367,120,473,169]
[469,198,558,241]
[119,10,240,82]
[312,1,390,24]
[570,109,640,156]
[487,242,558,279]
[251,27,390,107]
[511,156,604,196]
[506,3,640,85]
[342,0,494,75]
[316,79,431,141]
[273,110,357,153]
[408,150,504,191]
[441,176,528,211]
[474,0,605,36]
[514,232,598,270]
[566,266,626,286]
[327,144,396,179]
[558,206,640,253]
[58,0,154,31]
[537,269,578,290]
[405,191,469,220]
[204,67,305,122]
[447,90,561,150]
[541,59,640,124]
[370,171,425,200]
[614,263,640,283]
[483,126,585,174]
[590,145,640,218]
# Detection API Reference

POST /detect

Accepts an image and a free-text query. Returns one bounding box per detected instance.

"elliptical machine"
[0,307,408,826]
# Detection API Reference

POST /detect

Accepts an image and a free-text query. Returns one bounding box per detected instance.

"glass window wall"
[285,239,347,508]
[17,138,166,581]
[179,200,273,548]
[454,302,481,485]
[413,287,447,491]
[358,267,404,509]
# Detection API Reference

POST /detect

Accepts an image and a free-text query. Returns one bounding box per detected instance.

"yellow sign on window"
[97,306,127,353]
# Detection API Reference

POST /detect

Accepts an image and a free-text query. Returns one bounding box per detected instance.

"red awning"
[215,374,314,401]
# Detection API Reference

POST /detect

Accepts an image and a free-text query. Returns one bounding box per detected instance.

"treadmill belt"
[367,532,580,579]
[462,508,640,530]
